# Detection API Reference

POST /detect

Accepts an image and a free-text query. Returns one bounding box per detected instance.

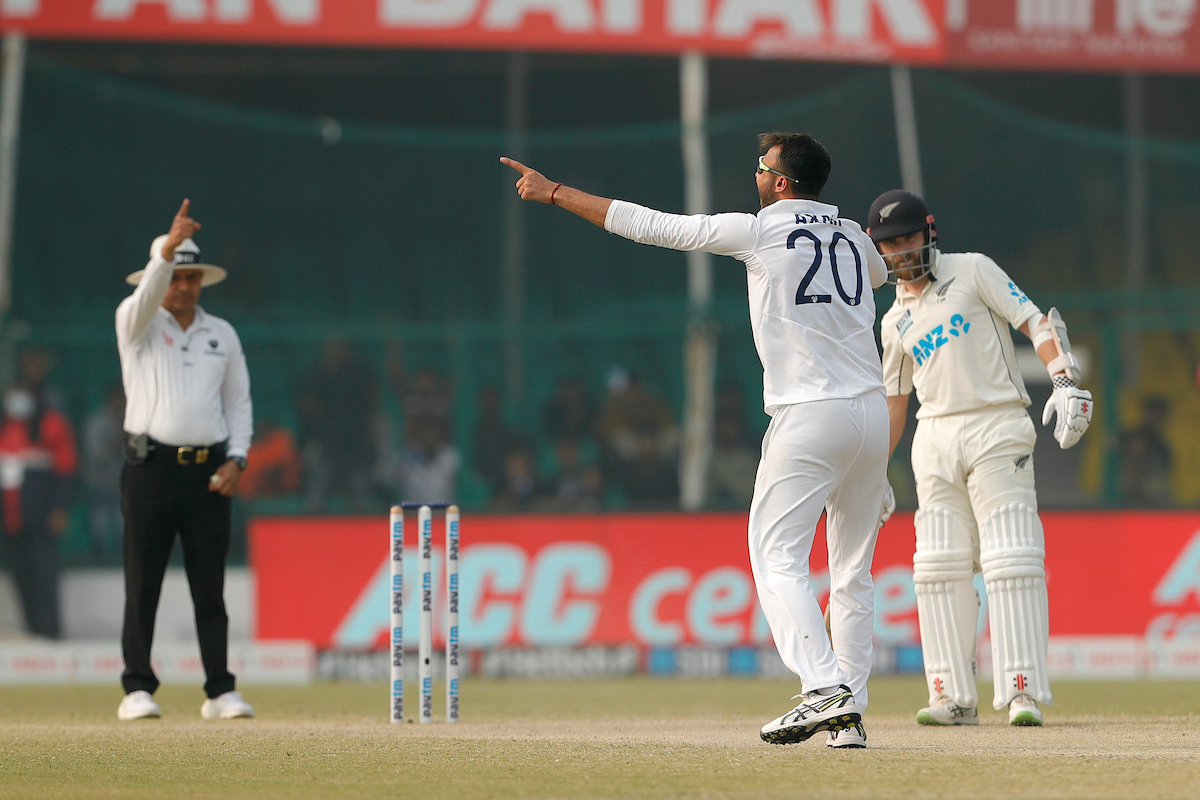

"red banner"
[250,510,1200,651]
[6,1,1200,72]
[1,0,944,63]
[946,0,1200,74]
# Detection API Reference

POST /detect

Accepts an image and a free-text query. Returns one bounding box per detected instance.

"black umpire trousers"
[120,440,235,698]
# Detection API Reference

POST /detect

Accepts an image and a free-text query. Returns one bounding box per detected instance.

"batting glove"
[1041,376,1093,449]
[879,483,896,528]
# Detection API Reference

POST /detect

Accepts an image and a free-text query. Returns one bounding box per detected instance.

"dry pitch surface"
[1,677,1198,799]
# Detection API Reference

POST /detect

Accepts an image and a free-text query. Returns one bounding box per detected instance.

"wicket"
[390,502,460,725]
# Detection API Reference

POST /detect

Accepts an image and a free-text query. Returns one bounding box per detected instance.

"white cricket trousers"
[747,392,889,708]
[911,402,1049,709]
[911,402,1039,527]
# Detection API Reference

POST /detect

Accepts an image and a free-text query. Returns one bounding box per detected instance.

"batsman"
[868,190,1093,727]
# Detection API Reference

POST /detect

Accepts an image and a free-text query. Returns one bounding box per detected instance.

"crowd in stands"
[0,339,1195,639]
[237,342,762,514]
[16,339,1197,557]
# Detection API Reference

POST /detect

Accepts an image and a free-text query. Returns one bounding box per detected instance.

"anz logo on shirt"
[911,314,972,366]
[1008,282,1029,305]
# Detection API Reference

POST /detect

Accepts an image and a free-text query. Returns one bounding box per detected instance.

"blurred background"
[0,2,1197,679]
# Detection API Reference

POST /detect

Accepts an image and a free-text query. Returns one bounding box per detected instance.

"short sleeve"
[880,313,914,397]
[970,254,1041,330]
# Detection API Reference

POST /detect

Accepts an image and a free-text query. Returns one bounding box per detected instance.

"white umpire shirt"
[879,252,1042,419]
[116,253,252,458]
[605,198,888,414]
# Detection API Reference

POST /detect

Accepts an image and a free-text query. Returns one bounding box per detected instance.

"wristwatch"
[230,456,248,471]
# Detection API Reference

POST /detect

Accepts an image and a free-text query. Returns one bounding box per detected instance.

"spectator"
[708,415,758,510]
[708,381,758,509]
[0,350,77,639]
[488,444,544,513]
[1118,395,1173,507]
[82,383,126,558]
[298,340,378,513]
[387,345,453,434]
[472,384,528,495]
[539,437,604,513]
[239,418,301,499]
[396,416,460,504]
[617,434,680,510]
[597,366,679,509]
[543,376,595,444]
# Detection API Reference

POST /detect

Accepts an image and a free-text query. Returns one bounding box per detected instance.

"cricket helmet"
[867,189,938,284]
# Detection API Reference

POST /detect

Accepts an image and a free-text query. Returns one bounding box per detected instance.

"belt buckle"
[176,446,210,465]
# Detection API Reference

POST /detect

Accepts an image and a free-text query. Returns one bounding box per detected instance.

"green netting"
[6,52,1200,566]
[11,55,896,445]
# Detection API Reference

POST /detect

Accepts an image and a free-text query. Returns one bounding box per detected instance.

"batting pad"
[913,506,980,709]
[979,501,1053,709]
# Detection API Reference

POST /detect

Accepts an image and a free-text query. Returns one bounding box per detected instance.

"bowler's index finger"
[176,198,190,217]
[500,156,533,175]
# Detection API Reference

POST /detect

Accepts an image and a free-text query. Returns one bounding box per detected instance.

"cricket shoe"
[201,691,255,720]
[117,690,162,721]
[1008,694,1043,727]
[827,722,867,749]
[916,696,979,726]
[760,685,862,745]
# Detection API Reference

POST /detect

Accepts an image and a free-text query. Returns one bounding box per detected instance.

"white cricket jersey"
[116,254,252,456]
[879,252,1042,419]
[606,198,888,413]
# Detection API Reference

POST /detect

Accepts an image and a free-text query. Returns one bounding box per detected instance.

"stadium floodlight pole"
[678,49,716,512]
[890,63,924,199]
[0,31,27,319]
[1122,72,1147,387]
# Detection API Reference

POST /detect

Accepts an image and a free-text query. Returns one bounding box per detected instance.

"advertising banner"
[7,1,1200,73]
[250,510,1200,654]
[0,0,943,64]
[946,0,1200,74]
[0,640,315,684]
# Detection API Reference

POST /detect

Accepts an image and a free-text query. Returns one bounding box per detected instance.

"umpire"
[115,200,254,721]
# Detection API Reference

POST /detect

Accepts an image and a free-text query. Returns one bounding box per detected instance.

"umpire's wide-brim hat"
[125,235,227,287]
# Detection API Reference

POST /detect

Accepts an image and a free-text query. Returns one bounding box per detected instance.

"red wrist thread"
[550,183,563,205]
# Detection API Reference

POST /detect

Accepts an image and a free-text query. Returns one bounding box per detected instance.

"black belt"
[125,434,227,466]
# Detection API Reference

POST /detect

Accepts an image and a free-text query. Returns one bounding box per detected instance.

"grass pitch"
[1,677,1198,799]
